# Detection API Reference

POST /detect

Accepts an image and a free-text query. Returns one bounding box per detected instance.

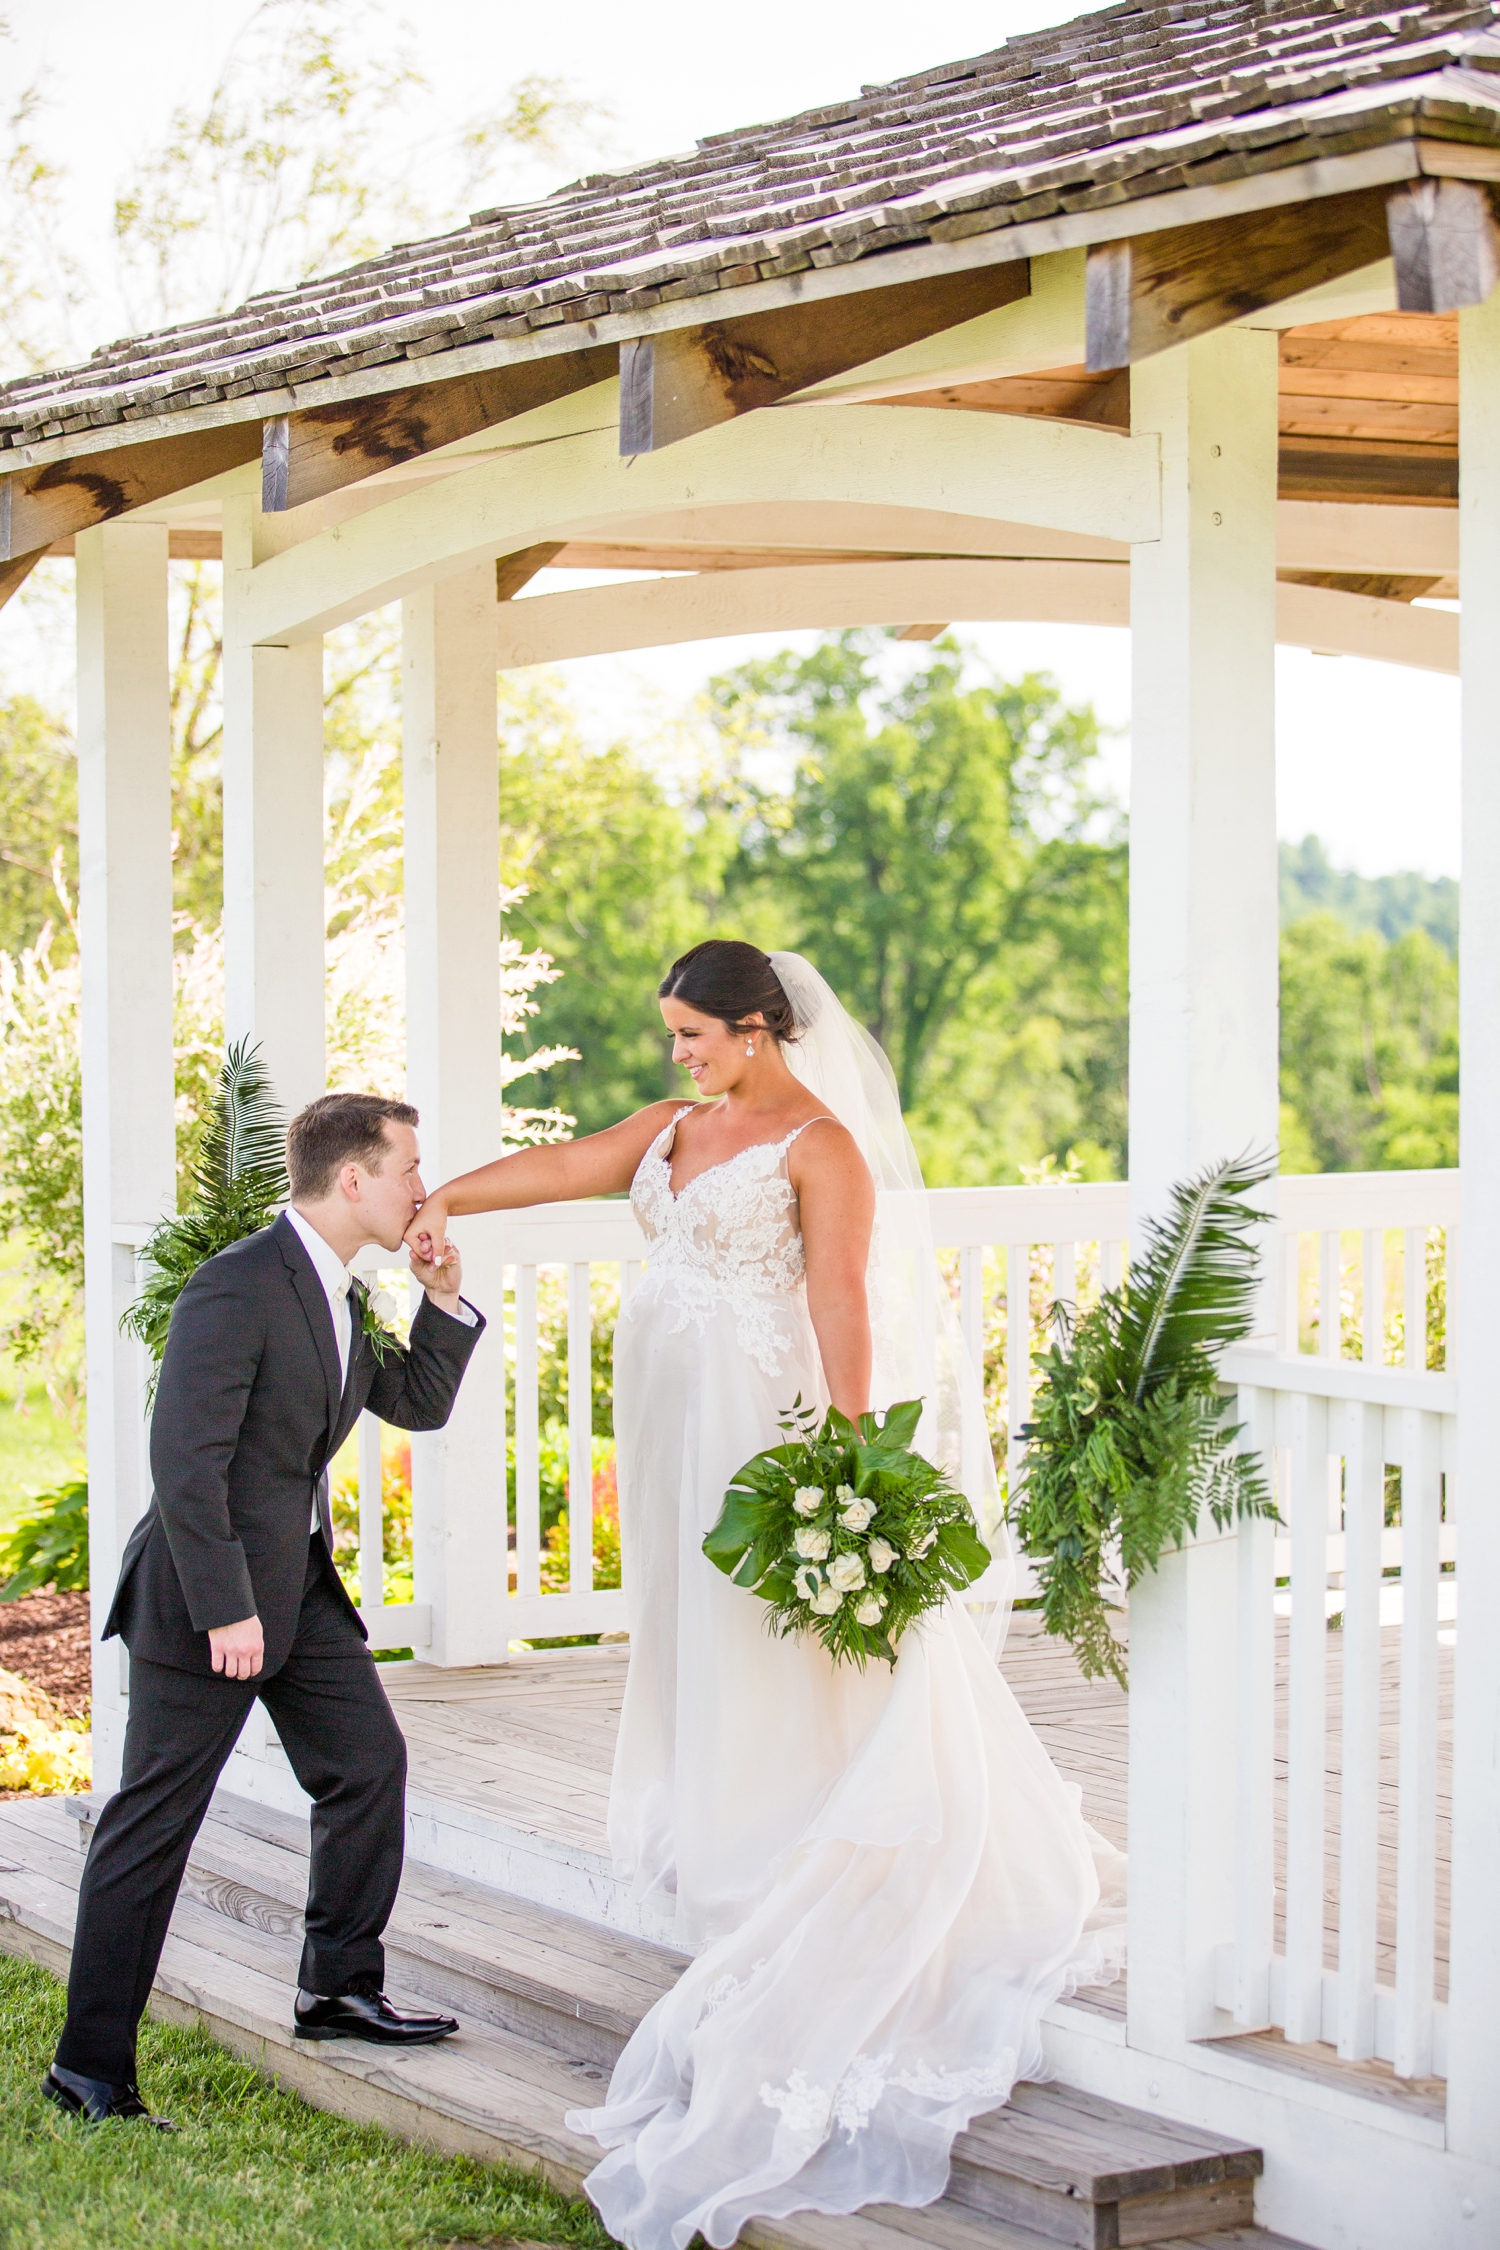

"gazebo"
[1,2,1498,2242]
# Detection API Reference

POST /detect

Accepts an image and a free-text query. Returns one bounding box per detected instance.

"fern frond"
[122,1041,289,1375]
[1115,1150,1274,1401]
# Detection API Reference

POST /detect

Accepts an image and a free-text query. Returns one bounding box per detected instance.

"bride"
[406,940,1125,2250]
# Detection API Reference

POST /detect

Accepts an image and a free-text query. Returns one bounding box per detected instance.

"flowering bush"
[0,1665,89,1794]
[703,1398,990,1669]
[539,1448,621,1594]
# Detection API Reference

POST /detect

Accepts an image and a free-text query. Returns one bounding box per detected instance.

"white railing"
[1217,1346,1456,2078]
[1276,1168,1455,1370]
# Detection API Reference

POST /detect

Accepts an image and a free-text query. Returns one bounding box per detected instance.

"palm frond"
[1114,1150,1274,1402]
[122,1041,289,1374]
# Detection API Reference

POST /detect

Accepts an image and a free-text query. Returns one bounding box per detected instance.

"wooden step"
[3,1796,1300,2250]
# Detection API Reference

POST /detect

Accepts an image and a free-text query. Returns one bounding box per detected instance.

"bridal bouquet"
[703,1399,991,1668]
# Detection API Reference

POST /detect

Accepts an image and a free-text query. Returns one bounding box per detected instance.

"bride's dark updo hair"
[659,940,797,1042]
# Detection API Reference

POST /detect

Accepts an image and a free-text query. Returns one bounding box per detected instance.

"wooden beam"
[891,365,1130,432]
[1277,442,1457,505]
[0,547,46,612]
[494,543,565,600]
[265,345,617,513]
[1386,180,1500,315]
[1085,188,1393,371]
[618,264,1030,456]
[0,422,261,560]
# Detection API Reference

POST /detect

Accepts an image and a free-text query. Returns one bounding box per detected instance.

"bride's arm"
[407,1101,686,1262]
[796,1126,876,1422]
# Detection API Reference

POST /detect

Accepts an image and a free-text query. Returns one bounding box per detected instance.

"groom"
[45,1093,486,2127]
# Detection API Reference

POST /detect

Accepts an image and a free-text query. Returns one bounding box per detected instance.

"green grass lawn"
[0,1387,82,1533]
[0,1954,614,2250]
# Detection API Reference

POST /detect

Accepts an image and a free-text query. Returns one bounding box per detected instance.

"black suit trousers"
[56,1540,407,2085]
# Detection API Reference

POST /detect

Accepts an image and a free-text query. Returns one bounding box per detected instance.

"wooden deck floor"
[380,1608,1450,2056]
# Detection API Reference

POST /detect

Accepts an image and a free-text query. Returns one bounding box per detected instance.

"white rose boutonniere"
[792,1486,824,1517]
[793,1526,831,1561]
[356,1280,401,1366]
[827,1551,866,1594]
[838,1494,876,1533]
[868,1537,898,1575]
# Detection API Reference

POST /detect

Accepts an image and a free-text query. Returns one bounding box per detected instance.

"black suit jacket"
[105,1213,485,1676]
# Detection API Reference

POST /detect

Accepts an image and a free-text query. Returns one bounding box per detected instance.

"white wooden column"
[402,565,510,1666]
[77,523,177,1795]
[1126,326,1281,2052]
[1447,282,1500,2162]
[221,494,326,1115]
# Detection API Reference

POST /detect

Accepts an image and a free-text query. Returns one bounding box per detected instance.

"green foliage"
[1279,914,1458,1172]
[1281,833,1458,955]
[704,1398,991,1670]
[710,632,1129,1179]
[1014,1155,1278,1686]
[0,1952,612,2250]
[0,697,76,958]
[0,1474,87,1601]
[123,1041,289,1372]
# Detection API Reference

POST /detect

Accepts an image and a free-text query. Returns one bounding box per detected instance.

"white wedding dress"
[566,1081,1127,2250]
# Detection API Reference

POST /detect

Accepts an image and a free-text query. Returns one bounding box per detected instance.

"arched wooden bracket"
[1084,187,1393,372]
[618,263,1030,455]
[1387,179,1500,315]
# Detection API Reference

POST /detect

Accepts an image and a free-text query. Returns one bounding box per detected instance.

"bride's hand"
[405,1194,449,1268]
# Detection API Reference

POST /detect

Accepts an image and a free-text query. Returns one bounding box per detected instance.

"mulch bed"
[0,1590,91,1716]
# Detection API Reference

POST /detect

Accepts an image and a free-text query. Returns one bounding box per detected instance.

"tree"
[709,632,1128,1178]
[0,696,75,958]
[498,710,738,1135]
[1279,914,1458,1172]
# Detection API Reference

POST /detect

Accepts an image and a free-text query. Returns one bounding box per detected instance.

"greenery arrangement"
[122,1040,288,1377]
[704,1398,991,1669]
[0,1473,88,1602]
[1013,1153,1278,1687]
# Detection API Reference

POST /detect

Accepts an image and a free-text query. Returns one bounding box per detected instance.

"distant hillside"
[1279,835,1458,955]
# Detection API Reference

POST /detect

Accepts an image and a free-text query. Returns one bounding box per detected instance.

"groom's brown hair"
[286,1092,420,1200]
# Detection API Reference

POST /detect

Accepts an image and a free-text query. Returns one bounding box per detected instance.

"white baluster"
[357,1411,384,1616]
[1233,1385,1275,2030]
[1394,1407,1441,2079]
[1319,1230,1342,1360]
[1403,1227,1425,1372]
[1006,1243,1031,1491]
[515,1263,541,1603]
[1337,1400,1385,2061]
[1283,1388,1330,2044]
[1361,1227,1385,1368]
[568,1259,594,1596]
[959,1244,985,1503]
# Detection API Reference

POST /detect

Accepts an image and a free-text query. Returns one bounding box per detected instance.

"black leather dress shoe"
[293,1985,459,2045]
[42,2064,176,2129]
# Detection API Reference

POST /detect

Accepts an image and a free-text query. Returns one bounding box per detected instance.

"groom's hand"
[409,1233,464,1316]
[208,1615,264,1680]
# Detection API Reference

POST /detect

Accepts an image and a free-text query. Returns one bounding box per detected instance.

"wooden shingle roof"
[3,0,1500,453]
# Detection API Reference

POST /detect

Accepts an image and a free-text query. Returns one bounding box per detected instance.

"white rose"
[794,1526,831,1561]
[792,1486,824,1517]
[835,1484,855,1506]
[854,1594,885,1627]
[838,1496,876,1533]
[793,1565,820,1603]
[827,1551,866,1594]
[868,1537,898,1575]
[907,1527,939,1561]
[811,1584,843,1615]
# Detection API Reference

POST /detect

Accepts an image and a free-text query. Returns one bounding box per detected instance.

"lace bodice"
[627,1108,833,1374]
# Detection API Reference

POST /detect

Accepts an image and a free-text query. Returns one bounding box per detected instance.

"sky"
[0,0,1464,878]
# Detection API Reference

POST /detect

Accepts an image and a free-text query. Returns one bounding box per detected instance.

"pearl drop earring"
[745,1039,755,1056]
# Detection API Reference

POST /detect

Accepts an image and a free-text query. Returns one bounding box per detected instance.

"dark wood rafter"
[494,543,566,600]
[617,263,1031,455]
[0,548,46,611]
[1387,178,1500,315]
[264,345,618,514]
[0,422,263,561]
[1083,186,1394,371]
[891,365,1130,431]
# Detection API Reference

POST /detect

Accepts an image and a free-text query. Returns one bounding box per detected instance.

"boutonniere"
[353,1278,401,1366]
